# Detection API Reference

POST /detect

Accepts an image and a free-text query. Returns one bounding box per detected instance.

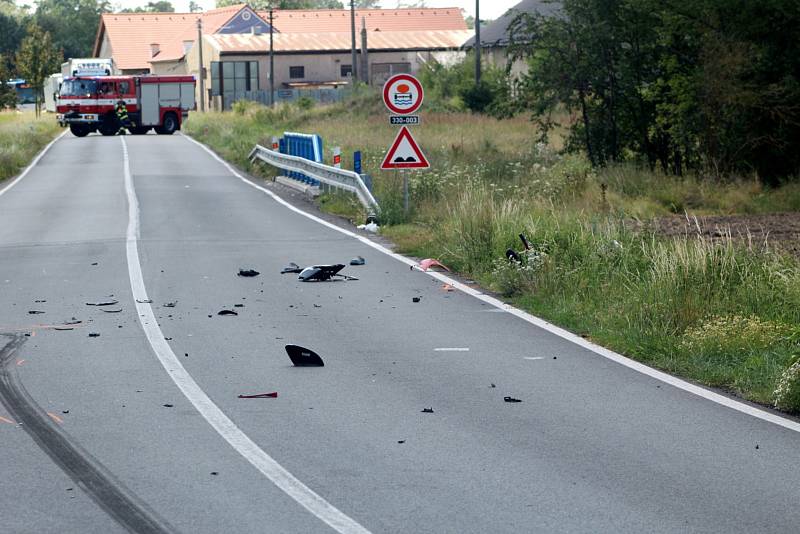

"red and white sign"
[382,74,424,115]
[381,126,430,169]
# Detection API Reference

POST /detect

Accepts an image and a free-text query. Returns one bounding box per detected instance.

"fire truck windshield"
[60,79,97,97]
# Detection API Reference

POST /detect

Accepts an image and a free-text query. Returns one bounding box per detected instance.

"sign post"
[381,73,428,213]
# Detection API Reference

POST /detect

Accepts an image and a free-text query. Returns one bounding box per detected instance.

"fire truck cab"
[57,75,195,137]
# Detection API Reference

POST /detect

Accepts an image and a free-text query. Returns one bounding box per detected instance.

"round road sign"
[383,74,424,115]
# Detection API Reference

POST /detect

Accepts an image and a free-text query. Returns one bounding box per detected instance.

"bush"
[296,96,315,110]
[774,357,800,413]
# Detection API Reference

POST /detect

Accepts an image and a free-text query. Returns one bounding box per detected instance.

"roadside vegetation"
[0,111,63,182]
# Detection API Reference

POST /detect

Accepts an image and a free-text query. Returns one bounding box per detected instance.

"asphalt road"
[1,131,799,533]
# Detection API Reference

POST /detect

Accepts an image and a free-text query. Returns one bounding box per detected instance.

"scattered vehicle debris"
[298,264,358,282]
[34,299,46,303]
[397,440,406,444]
[357,222,379,233]
[238,392,278,398]
[217,310,238,316]
[210,472,219,476]
[281,262,302,274]
[86,299,119,306]
[234,304,244,308]
[163,302,177,308]
[504,396,522,403]
[490,383,496,388]
[285,345,324,367]
[507,233,532,262]
[88,332,100,337]
[102,308,122,313]
[91,262,98,266]
[65,318,81,325]
[136,299,153,304]
[350,256,366,266]
[412,297,421,303]
[414,259,450,272]
[163,404,173,408]
[28,310,45,314]
[238,269,260,277]
[421,407,434,413]
[54,327,74,331]
[441,284,455,292]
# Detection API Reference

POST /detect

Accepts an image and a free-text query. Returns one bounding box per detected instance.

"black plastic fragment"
[86,299,119,306]
[280,263,302,274]
[285,344,324,367]
[298,264,346,282]
[88,332,100,337]
[163,302,177,308]
[101,308,122,313]
[217,310,238,316]
[28,310,45,314]
[504,396,522,403]
[421,407,434,413]
[238,269,260,277]
[412,297,421,303]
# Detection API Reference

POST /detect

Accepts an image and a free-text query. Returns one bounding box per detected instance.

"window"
[210,61,259,97]
[340,65,352,78]
[289,66,305,79]
[119,81,130,94]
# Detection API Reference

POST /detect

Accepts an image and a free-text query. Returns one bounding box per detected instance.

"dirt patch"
[637,212,800,259]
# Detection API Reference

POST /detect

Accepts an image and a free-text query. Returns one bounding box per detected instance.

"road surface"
[1,132,798,533]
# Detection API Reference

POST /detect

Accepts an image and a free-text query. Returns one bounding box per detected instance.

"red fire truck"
[56,75,195,137]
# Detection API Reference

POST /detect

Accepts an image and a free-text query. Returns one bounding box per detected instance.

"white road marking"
[524,357,544,361]
[0,130,68,198]
[433,348,470,352]
[121,138,371,534]
[183,134,800,435]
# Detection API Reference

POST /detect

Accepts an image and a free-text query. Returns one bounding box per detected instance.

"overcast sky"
[105,1,521,20]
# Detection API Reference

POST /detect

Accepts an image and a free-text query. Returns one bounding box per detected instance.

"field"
[0,112,64,183]
[184,94,800,413]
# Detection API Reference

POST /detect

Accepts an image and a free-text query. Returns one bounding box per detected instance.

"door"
[140,83,159,126]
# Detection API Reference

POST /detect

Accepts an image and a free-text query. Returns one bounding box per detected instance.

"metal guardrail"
[249,144,379,219]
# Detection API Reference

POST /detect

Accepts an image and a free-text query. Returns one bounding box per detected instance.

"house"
[92,4,471,109]
[463,0,561,79]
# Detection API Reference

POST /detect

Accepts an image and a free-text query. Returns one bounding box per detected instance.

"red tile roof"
[95,5,468,71]
[261,8,468,33]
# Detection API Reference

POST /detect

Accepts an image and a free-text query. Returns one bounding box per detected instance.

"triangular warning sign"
[381,126,430,170]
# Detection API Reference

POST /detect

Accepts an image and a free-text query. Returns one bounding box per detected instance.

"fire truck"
[56,75,195,137]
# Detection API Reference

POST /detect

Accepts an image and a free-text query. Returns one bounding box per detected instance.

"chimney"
[150,43,160,57]
[183,40,193,55]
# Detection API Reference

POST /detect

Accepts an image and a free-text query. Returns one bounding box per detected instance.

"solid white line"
[433,348,470,352]
[183,133,800,435]
[0,129,68,198]
[121,138,371,534]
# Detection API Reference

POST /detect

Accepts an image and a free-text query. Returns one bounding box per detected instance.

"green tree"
[16,23,62,116]
[189,1,202,12]
[216,0,344,8]
[121,1,175,12]
[0,54,18,108]
[35,0,111,61]
[0,0,29,73]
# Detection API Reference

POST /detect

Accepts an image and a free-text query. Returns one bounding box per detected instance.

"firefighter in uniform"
[115,100,130,135]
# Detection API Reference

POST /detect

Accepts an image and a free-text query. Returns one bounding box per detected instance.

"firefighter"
[115,100,130,135]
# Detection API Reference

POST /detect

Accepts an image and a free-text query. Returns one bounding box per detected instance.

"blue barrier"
[280,132,323,186]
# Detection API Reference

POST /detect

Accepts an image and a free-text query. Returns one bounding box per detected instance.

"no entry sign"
[383,74,424,115]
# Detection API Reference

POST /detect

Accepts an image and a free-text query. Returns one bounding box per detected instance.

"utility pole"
[197,18,205,111]
[474,0,481,85]
[269,7,275,106]
[350,0,358,83]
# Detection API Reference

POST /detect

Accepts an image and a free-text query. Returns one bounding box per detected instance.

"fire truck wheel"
[157,113,178,135]
[98,120,118,137]
[69,124,90,137]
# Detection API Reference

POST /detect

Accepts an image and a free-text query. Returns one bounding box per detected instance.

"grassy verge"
[184,95,800,413]
[0,112,64,182]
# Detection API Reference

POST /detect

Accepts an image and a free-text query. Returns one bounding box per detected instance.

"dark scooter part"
[285,345,325,367]
[281,262,303,274]
[298,264,358,282]
[519,234,531,250]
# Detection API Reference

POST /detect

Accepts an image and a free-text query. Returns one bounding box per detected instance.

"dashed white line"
[183,133,800,435]
[524,357,544,361]
[433,348,470,352]
[121,137,371,534]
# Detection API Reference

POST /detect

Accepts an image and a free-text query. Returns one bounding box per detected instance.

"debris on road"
[441,284,455,292]
[412,297,421,303]
[54,327,73,331]
[88,332,100,337]
[504,396,522,403]
[397,440,406,444]
[65,318,82,325]
[298,264,358,282]
[286,345,324,367]
[28,310,45,314]
[136,299,153,304]
[163,302,177,308]
[238,269,260,277]
[421,407,434,413]
[490,383,496,388]
[350,256,366,266]
[414,259,450,272]
[357,222,379,233]
[163,404,174,408]
[234,303,244,308]
[34,299,46,303]
[91,262,98,266]
[86,299,119,306]
[102,308,122,313]
[238,392,278,398]
[281,262,302,274]
[217,310,238,316]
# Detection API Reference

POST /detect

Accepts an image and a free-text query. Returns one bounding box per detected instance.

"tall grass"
[0,112,64,182]
[183,95,800,412]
